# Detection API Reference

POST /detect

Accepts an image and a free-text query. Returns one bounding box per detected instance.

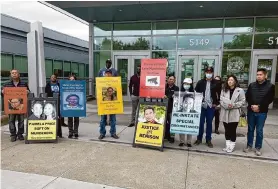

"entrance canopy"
[46,1,278,23]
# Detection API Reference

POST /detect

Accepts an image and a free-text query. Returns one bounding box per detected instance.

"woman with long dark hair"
[220,75,245,153]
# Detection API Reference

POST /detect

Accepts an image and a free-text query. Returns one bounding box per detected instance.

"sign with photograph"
[3,87,28,114]
[170,91,203,135]
[26,97,58,142]
[60,80,86,117]
[133,103,166,149]
[96,77,123,115]
[139,59,167,98]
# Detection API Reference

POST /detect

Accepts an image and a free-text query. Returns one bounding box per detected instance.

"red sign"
[4,87,28,114]
[139,59,167,98]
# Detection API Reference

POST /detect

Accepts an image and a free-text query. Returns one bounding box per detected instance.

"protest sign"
[96,77,123,115]
[170,91,203,135]
[139,59,167,98]
[60,80,86,117]
[133,103,166,150]
[26,97,58,143]
[4,87,27,114]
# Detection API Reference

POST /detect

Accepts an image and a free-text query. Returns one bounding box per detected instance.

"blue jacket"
[98,68,118,77]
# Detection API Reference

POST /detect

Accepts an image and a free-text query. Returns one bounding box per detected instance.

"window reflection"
[224,19,253,33]
[113,22,151,36]
[224,34,252,49]
[152,51,176,76]
[94,37,111,50]
[179,20,223,34]
[153,21,177,35]
[113,37,150,50]
[153,36,176,50]
[256,18,278,32]
[94,23,112,36]
[178,35,222,50]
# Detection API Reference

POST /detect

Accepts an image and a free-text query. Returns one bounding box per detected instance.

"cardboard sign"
[133,103,166,149]
[139,59,167,98]
[170,91,203,135]
[60,80,86,117]
[4,87,27,114]
[27,120,57,140]
[96,77,123,115]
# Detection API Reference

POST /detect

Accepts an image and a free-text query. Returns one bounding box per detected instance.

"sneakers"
[178,142,184,147]
[206,141,213,148]
[226,142,235,153]
[98,134,105,140]
[68,134,73,139]
[128,123,135,127]
[74,134,79,139]
[194,140,202,145]
[111,134,119,139]
[255,148,262,156]
[10,136,17,142]
[168,137,175,144]
[187,143,192,148]
[243,146,252,153]
[223,140,230,152]
[17,135,24,141]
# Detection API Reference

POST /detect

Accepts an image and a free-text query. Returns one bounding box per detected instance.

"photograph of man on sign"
[28,101,44,120]
[8,98,24,111]
[143,106,159,124]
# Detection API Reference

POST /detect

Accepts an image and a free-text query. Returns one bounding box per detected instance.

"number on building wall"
[268,37,278,45]
[189,39,210,46]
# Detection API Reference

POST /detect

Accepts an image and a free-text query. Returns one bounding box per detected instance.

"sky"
[0,1,89,41]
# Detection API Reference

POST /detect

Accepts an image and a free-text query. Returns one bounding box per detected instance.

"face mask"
[206,73,212,79]
[183,84,190,90]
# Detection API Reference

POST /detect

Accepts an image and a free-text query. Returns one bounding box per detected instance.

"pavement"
[1,101,278,189]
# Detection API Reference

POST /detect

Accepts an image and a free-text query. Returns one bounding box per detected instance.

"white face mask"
[183,84,190,90]
[206,73,213,79]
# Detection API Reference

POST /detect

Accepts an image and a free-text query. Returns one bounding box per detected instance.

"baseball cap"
[205,66,214,73]
[106,59,112,63]
[183,78,192,84]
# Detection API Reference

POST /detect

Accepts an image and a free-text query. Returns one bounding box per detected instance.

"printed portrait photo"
[62,92,84,110]
[173,92,202,113]
[102,87,118,101]
[28,100,57,121]
[8,98,24,111]
[137,104,166,125]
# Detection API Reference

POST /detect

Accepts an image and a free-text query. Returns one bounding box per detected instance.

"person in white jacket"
[220,75,246,153]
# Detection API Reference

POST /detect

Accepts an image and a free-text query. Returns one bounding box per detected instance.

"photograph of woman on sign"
[102,87,118,101]
[43,103,56,120]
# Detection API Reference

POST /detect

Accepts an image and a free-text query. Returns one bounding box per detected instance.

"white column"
[27,22,46,97]
[89,23,94,96]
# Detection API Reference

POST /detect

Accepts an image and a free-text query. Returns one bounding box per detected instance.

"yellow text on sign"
[27,120,56,140]
[96,77,123,115]
[134,122,164,147]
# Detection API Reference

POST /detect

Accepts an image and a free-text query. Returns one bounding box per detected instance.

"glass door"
[199,56,218,79]
[115,56,129,101]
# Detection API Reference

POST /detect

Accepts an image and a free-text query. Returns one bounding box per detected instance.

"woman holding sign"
[220,75,246,153]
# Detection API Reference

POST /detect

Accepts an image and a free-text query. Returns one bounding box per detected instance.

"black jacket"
[195,79,221,105]
[246,80,275,113]
[165,84,179,113]
[45,82,60,97]
[1,79,30,97]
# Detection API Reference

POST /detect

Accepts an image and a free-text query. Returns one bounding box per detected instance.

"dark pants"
[68,117,79,135]
[57,118,62,137]
[61,117,66,124]
[165,112,174,140]
[197,107,215,142]
[223,122,238,142]
[247,111,267,149]
[214,109,220,131]
[9,114,24,137]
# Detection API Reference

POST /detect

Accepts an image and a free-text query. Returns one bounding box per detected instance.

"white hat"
[183,78,192,84]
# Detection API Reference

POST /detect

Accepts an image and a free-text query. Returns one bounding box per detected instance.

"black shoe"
[215,130,220,135]
[206,141,213,148]
[58,135,63,138]
[98,134,105,140]
[187,143,192,147]
[168,138,175,143]
[194,140,202,145]
[128,123,135,127]
[17,135,24,141]
[62,123,68,127]
[178,143,184,147]
[11,136,17,142]
[68,134,73,139]
[111,134,119,139]
[74,134,79,139]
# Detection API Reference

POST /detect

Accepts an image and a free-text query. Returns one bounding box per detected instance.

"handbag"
[238,108,247,127]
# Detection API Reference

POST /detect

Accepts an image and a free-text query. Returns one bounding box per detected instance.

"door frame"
[176,50,222,86]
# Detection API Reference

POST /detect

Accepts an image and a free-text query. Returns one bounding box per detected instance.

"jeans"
[247,111,267,149]
[197,107,215,142]
[9,114,24,137]
[68,117,80,135]
[223,122,238,142]
[130,95,139,124]
[100,114,116,136]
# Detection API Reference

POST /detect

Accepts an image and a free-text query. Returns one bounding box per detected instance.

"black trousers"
[165,112,173,139]
[9,114,24,137]
[68,117,80,135]
[223,122,238,142]
[214,109,220,131]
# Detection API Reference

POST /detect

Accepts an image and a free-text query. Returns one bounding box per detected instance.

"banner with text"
[4,87,27,114]
[170,91,203,135]
[139,59,167,98]
[60,80,86,117]
[96,77,123,115]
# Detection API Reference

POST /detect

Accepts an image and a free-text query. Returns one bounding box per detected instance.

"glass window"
[94,51,111,77]
[178,35,222,50]
[152,51,176,76]
[45,59,53,78]
[113,37,150,50]
[178,20,223,34]
[113,22,151,36]
[86,64,89,77]
[94,37,111,50]
[223,34,252,49]
[222,51,251,90]
[153,36,176,50]
[1,54,13,78]
[53,60,63,77]
[254,34,278,49]
[152,21,177,35]
[224,18,254,33]
[63,61,71,77]
[255,17,278,32]
[14,55,28,77]
[79,63,85,78]
[71,62,79,76]
[94,23,112,36]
